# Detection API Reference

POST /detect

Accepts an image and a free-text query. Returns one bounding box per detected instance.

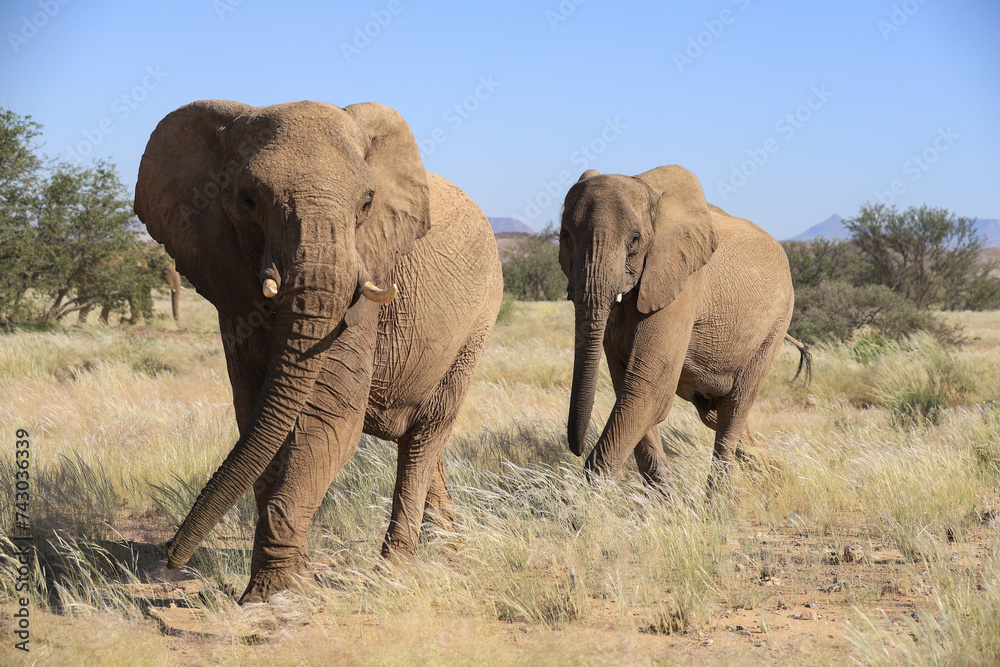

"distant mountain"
[785,214,847,242]
[488,217,534,234]
[975,219,1000,248]
[787,215,1000,248]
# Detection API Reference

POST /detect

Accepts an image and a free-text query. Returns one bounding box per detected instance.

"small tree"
[34,161,151,321]
[845,203,990,308]
[503,224,567,301]
[0,109,44,325]
[782,237,862,289]
[0,107,170,327]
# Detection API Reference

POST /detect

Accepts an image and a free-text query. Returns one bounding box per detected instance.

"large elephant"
[134,100,503,602]
[559,165,807,499]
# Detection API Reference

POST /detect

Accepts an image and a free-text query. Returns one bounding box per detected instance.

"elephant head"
[134,100,430,568]
[559,165,718,456]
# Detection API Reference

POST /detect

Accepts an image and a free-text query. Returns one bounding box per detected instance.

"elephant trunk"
[165,264,356,569]
[567,299,611,456]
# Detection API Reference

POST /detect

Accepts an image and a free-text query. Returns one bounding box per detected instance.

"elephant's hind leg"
[692,391,762,472]
[704,333,786,500]
[381,330,488,559]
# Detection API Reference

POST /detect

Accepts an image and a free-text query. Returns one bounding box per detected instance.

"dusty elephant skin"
[134,100,503,603]
[559,165,807,499]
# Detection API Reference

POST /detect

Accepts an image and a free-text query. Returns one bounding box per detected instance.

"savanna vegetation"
[500,203,1000,347]
[0,109,174,329]
[2,288,1000,664]
[2,105,1000,663]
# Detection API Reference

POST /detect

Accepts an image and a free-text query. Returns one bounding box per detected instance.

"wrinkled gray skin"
[135,100,503,602]
[559,166,797,498]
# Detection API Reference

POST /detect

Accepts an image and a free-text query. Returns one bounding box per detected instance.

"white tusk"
[616,293,622,303]
[361,280,398,304]
[262,278,278,298]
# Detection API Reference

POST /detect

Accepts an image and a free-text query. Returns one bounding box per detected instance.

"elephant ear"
[134,100,260,317]
[343,102,431,282]
[634,165,718,314]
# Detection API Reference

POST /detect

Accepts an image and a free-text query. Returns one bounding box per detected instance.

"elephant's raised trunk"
[166,265,356,569]
[567,300,611,456]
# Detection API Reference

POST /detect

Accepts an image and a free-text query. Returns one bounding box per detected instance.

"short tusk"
[262,278,278,298]
[361,280,398,304]
[616,293,622,303]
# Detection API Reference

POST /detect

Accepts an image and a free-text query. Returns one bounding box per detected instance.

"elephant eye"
[243,196,257,210]
[628,231,642,253]
[358,190,374,223]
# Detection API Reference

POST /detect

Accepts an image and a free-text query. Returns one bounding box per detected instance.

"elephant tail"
[784,333,812,387]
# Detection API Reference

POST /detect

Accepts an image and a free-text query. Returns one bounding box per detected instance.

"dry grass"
[2,290,1000,664]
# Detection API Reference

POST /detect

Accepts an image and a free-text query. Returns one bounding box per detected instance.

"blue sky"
[2,0,998,240]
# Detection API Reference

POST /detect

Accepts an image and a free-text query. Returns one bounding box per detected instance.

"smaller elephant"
[559,165,809,499]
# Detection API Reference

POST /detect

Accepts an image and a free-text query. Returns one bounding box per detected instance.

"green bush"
[789,280,959,345]
[502,226,567,301]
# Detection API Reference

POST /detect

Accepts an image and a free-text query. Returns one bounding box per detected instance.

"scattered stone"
[800,609,819,621]
[702,639,714,646]
[776,600,790,610]
[805,602,818,608]
[737,629,752,636]
[843,544,866,563]
[756,641,767,647]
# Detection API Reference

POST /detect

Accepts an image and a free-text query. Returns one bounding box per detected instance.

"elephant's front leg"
[242,304,379,604]
[586,308,694,479]
[604,345,670,488]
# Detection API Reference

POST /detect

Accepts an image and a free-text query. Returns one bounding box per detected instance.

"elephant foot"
[239,564,304,604]
[380,539,418,562]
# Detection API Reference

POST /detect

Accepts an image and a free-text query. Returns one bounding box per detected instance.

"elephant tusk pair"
[261,278,396,304]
